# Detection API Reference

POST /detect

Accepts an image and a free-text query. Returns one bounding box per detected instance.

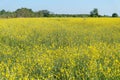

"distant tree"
[15,8,34,17]
[0,8,112,18]
[35,11,44,17]
[35,10,50,17]
[3,11,11,18]
[5,11,16,18]
[90,8,99,17]
[103,15,109,17]
[41,10,50,17]
[0,9,6,15]
[0,10,13,18]
[112,13,118,17]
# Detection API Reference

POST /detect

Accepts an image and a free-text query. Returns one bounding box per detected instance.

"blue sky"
[0,0,120,15]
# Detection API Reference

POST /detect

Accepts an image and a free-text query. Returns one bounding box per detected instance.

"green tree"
[41,10,50,17]
[34,10,50,17]
[15,8,34,17]
[0,9,6,15]
[90,8,99,17]
[112,13,118,17]
[35,11,44,17]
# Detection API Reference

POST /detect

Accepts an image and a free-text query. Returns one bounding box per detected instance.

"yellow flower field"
[0,18,120,80]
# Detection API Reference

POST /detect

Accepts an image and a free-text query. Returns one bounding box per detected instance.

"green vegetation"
[0,8,119,18]
[90,8,99,17]
[112,13,119,17]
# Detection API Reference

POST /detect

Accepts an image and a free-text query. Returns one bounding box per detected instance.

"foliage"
[0,18,120,80]
[0,8,50,18]
[112,13,119,17]
[90,8,99,17]
[15,8,34,17]
[0,8,118,18]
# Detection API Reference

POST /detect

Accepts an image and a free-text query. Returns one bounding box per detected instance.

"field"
[0,18,120,80]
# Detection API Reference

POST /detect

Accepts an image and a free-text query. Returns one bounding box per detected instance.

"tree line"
[0,8,119,18]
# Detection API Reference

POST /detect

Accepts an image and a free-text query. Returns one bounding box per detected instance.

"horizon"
[0,0,120,16]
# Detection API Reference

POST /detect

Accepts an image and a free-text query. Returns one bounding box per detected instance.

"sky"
[0,0,120,15]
